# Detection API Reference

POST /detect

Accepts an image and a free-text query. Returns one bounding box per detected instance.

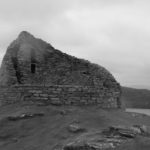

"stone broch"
[0,31,121,107]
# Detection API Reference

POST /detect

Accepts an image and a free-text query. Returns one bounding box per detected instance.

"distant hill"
[121,87,150,108]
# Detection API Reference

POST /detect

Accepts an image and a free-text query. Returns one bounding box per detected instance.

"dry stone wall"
[0,31,122,108]
[0,85,121,108]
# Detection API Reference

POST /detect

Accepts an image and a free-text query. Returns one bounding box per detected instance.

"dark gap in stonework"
[31,63,36,73]
[10,45,23,84]
[11,57,22,84]
[30,49,36,74]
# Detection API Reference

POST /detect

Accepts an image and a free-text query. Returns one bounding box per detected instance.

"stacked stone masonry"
[0,85,120,108]
[0,32,122,108]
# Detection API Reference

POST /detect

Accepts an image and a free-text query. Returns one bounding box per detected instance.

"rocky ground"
[0,103,150,150]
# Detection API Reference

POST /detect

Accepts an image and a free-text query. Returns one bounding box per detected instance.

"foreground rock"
[68,124,86,133]
[7,112,44,121]
[63,131,122,150]
[104,126,137,138]
[63,125,150,150]
[64,141,115,150]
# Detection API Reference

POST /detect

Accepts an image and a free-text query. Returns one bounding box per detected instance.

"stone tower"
[0,31,121,107]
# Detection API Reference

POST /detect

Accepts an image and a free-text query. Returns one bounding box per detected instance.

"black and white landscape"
[0,0,150,150]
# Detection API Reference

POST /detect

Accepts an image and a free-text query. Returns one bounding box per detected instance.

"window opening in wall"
[31,63,36,73]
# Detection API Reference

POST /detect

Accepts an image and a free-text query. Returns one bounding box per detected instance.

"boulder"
[68,124,86,133]
[63,141,115,150]
[135,125,150,135]
[7,112,44,121]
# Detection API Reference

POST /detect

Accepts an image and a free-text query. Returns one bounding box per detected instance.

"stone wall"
[0,32,122,108]
[0,85,121,108]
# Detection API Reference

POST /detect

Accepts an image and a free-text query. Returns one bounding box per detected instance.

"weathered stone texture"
[0,31,121,108]
[0,85,120,108]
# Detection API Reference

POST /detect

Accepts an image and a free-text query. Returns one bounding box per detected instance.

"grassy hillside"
[121,87,150,108]
[0,103,150,150]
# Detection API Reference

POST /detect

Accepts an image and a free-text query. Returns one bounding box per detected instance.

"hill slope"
[121,87,150,108]
[0,103,150,150]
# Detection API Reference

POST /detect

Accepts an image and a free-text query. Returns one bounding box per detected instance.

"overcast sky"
[0,0,150,89]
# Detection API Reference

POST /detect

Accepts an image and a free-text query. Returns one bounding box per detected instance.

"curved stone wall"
[0,85,121,108]
[0,31,122,108]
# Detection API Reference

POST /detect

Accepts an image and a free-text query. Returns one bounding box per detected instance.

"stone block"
[39,94,48,97]
[0,84,121,108]
[33,93,39,97]
[50,97,60,101]
[34,90,43,94]
[68,88,76,92]
[56,88,62,91]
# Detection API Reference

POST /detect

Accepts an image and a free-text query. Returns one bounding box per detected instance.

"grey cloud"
[0,0,150,89]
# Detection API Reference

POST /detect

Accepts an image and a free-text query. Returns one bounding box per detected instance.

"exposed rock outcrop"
[63,125,150,150]
[68,124,86,133]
